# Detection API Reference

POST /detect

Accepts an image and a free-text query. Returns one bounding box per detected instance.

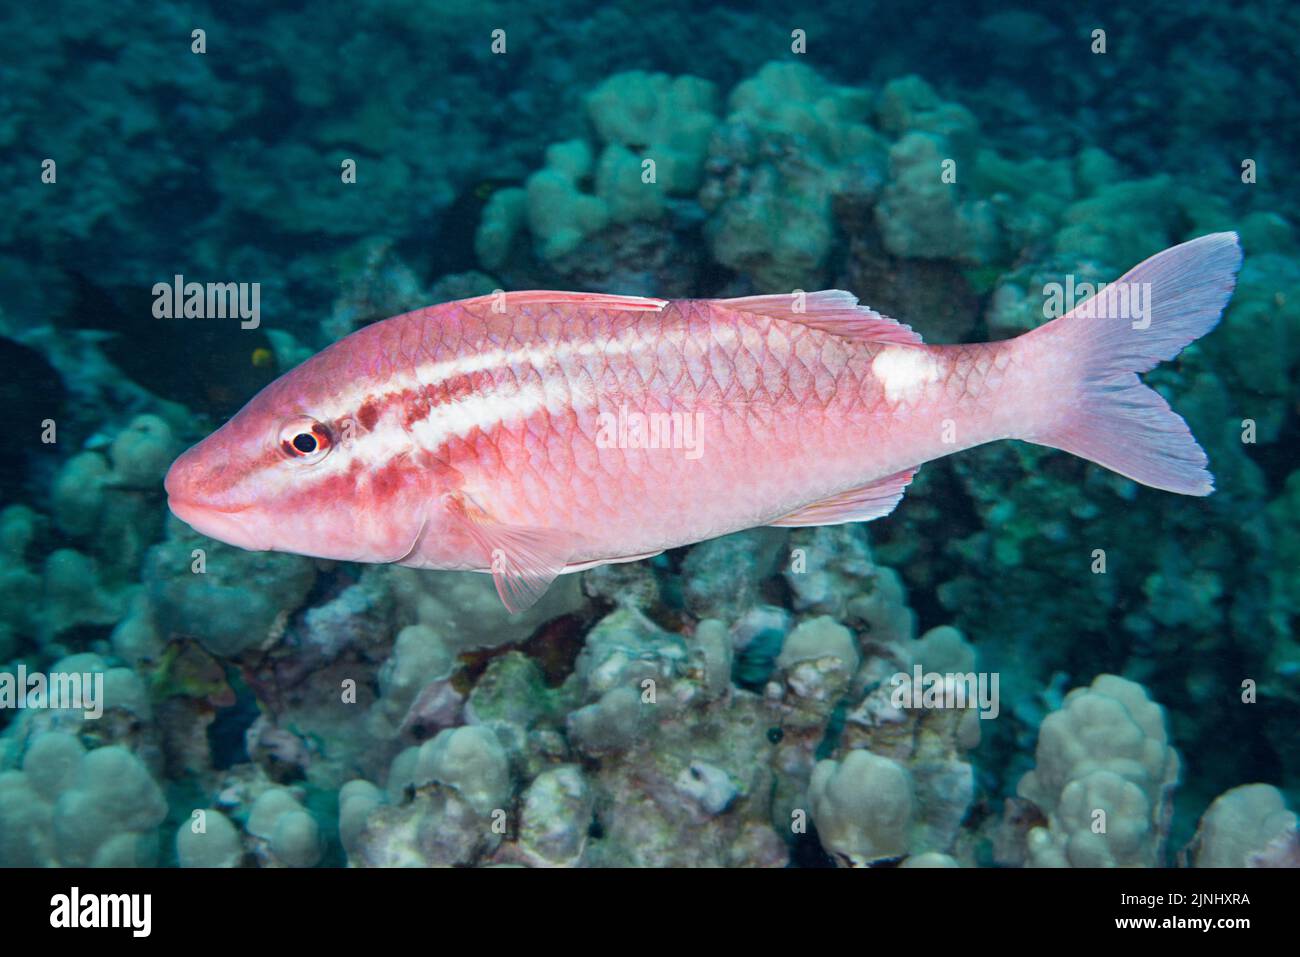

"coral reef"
[700,62,886,290]
[1,734,166,867]
[1190,784,1298,867]
[1008,676,1180,867]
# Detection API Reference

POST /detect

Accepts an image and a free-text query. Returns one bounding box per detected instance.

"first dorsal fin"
[770,468,918,527]
[461,290,669,312]
[714,291,923,345]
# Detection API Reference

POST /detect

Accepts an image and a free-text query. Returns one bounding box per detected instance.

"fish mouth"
[167,496,270,551]
[167,496,253,516]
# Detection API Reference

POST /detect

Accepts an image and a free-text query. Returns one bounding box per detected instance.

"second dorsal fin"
[714,291,923,345]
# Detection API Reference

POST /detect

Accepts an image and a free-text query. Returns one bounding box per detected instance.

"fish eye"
[278,416,333,464]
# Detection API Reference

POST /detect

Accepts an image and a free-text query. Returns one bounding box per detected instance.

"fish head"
[165,358,432,563]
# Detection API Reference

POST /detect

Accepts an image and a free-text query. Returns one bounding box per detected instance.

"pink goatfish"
[166,233,1241,612]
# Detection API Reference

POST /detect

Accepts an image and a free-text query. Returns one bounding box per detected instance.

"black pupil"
[292,432,317,454]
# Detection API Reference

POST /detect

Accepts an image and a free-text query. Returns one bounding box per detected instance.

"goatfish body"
[165,233,1242,612]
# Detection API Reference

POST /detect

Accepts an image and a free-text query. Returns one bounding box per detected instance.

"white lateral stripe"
[319,330,655,428]
[299,313,747,476]
[407,375,582,450]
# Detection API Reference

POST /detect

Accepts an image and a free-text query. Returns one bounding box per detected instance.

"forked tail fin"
[1020,232,1242,495]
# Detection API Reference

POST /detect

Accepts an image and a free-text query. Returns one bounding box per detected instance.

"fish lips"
[167,496,273,553]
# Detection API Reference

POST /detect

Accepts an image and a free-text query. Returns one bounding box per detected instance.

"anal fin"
[562,550,664,574]
[770,468,918,527]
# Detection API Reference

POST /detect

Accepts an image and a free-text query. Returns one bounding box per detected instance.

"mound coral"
[1014,675,1180,867]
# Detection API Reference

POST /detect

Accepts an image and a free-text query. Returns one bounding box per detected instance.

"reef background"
[1,0,1297,867]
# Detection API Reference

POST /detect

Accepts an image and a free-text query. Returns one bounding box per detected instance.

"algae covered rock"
[144,529,317,657]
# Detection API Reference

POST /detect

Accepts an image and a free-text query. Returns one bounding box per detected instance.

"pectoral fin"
[444,494,578,613]
[770,468,918,527]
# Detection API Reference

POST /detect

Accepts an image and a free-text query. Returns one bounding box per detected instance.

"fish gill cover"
[0,0,1297,890]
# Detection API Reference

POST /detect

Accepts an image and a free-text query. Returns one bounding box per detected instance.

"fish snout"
[165,444,247,515]
[165,444,273,550]
[165,445,208,504]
